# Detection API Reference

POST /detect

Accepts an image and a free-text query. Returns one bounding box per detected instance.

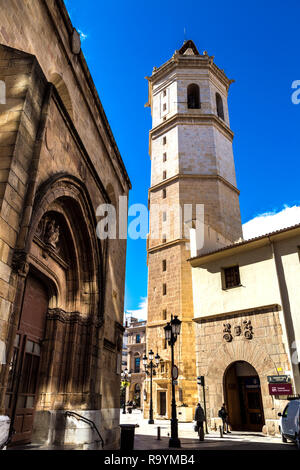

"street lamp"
[143,349,160,424]
[164,314,182,448]
[121,368,132,414]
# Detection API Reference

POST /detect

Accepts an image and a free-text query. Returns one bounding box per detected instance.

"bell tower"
[145,40,242,420]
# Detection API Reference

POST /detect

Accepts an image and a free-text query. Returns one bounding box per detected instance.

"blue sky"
[65,0,300,318]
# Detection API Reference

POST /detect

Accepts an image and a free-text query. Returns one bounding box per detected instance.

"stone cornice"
[193,304,282,323]
[150,112,234,142]
[147,55,232,92]
[149,173,240,196]
[147,238,189,254]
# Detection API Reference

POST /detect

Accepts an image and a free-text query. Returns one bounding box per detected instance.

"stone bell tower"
[144,40,243,420]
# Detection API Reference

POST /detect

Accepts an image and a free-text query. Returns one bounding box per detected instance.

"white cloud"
[78,30,88,41]
[126,297,148,321]
[242,205,300,240]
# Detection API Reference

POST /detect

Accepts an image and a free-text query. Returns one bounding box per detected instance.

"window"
[163,212,167,222]
[162,234,166,243]
[163,89,167,97]
[187,83,200,109]
[163,152,167,162]
[162,259,167,271]
[163,283,167,295]
[223,266,241,289]
[162,309,167,320]
[163,136,166,145]
[163,171,167,180]
[163,103,167,111]
[136,334,140,344]
[162,188,166,199]
[216,92,224,120]
[134,356,140,373]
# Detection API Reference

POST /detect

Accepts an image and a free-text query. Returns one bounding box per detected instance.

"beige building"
[122,317,146,408]
[145,39,242,421]
[190,224,300,435]
[0,0,130,449]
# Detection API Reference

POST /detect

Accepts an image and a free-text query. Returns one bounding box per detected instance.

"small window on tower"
[163,153,167,162]
[187,84,200,109]
[163,212,167,222]
[163,171,167,180]
[162,188,166,199]
[163,136,167,145]
[163,283,167,295]
[163,103,167,111]
[162,234,166,243]
[162,259,167,271]
[216,92,224,120]
[162,309,167,320]
[223,266,241,289]
[163,89,167,97]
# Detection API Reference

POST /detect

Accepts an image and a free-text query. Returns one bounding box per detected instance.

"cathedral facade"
[0,0,130,448]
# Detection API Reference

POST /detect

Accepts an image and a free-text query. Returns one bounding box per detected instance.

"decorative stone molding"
[12,250,29,277]
[223,323,232,342]
[223,320,253,342]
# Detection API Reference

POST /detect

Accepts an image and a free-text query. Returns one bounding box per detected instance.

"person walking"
[218,403,231,434]
[194,403,205,441]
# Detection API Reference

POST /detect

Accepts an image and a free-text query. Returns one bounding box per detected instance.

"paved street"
[120,410,297,451]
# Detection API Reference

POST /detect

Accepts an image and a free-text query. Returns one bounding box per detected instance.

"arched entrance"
[224,361,265,432]
[6,274,49,445]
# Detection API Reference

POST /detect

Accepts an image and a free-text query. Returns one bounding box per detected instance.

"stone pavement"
[120,410,297,451]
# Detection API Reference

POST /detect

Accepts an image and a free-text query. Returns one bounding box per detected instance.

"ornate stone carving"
[223,323,232,342]
[36,216,60,251]
[243,320,253,340]
[234,325,241,336]
[223,321,253,342]
[12,250,29,277]
[44,219,60,249]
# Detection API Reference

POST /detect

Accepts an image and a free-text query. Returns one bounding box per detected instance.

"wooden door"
[159,392,166,416]
[6,275,48,445]
[245,388,264,431]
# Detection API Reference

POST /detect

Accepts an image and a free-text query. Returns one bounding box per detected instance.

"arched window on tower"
[187,84,200,109]
[216,92,224,120]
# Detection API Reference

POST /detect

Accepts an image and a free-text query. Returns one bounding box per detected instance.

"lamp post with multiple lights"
[143,349,160,424]
[164,314,182,448]
[121,368,132,414]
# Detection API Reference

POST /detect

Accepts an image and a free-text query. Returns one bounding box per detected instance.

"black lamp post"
[164,314,182,448]
[143,349,160,424]
[121,368,132,414]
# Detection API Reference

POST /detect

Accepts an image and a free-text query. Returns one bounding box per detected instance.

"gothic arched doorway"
[224,361,265,432]
[6,273,49,445]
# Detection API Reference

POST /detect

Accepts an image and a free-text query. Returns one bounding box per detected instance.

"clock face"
[71,29,81,55]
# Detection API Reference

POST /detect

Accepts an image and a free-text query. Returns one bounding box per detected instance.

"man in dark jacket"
[218,403,231,433]
[194,403,205,441]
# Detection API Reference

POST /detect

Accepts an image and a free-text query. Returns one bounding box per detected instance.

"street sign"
[268,383,293,395]
[267,375,290,384]
[172,365,178,380]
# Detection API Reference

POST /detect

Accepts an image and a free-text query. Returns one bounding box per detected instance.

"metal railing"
[64,411,104,448]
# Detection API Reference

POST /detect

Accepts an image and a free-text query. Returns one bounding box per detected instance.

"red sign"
[268,383,293,395]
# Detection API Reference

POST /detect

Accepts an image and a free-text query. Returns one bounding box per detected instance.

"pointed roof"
[178,39,200,56]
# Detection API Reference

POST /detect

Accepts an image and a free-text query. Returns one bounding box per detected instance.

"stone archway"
[204,340,279,433]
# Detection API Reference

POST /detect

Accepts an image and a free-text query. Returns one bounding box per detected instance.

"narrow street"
[120,410,297,451]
